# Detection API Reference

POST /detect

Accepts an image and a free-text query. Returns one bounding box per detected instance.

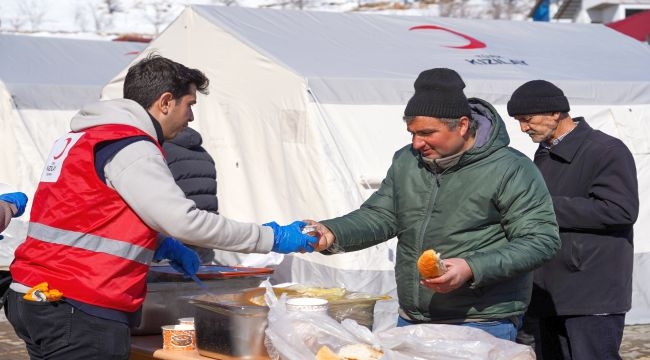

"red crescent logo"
[53,138,72,160]
[409,25,486,49]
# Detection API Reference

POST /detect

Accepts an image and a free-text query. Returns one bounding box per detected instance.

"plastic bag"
[263,280,382,360]
[262,279,534,360]
[378,324,535,360]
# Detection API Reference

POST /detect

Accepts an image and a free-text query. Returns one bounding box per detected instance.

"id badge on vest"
[40,132,85,183]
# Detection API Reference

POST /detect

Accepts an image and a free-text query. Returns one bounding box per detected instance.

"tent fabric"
[192,6,650,106]
[0,5,581,328]
[102,5,650,327]
[0,34,145,110]
[606,10,650,42]
[0,34,145,268]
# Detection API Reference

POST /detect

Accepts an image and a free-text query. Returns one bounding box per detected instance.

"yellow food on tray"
[296,286,346,299]
[247,284,392,307]
[248,286,347,306]
[249,295,267,306]
[241,284,390,329]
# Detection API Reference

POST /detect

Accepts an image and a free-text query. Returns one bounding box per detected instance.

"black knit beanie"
[404,68,472,119]
[507,80,570,116]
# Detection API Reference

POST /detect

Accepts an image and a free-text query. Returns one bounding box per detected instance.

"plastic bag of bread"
[261,280,533,360]
[262,280,384,360]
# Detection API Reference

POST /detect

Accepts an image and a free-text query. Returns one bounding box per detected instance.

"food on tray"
[298,286,346,299]
[248,285,347,306]
[417,249,447,279]
[248,295,266,306]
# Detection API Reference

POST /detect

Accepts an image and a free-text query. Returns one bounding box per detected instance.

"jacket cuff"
[257,225,275,253]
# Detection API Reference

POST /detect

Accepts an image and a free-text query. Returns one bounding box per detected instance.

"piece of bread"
[417,249,446,279]
[337,344,383,360]
[316,345,342,360]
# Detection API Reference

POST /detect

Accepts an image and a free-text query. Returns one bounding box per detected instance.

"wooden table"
[129,335,209,360]
[129,336,270,360]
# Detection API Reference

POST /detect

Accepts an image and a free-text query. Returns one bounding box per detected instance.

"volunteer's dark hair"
[123,53,209,110]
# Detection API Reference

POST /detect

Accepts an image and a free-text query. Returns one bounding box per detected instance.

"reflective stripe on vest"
[28,222,154,265]
[11,124,162,312]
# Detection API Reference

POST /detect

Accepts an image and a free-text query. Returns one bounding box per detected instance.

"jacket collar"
[147,112,165,145]
[538,117,589,163]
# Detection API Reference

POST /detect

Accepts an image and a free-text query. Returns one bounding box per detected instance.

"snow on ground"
[0,0,511,41]
[0,0,221,39]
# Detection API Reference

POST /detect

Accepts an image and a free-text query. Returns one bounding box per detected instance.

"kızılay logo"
[409,25,486,49]
[409,25,528,66]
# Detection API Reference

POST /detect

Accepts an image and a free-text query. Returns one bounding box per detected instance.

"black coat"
[529,118,638,316]
[163,127,219,213]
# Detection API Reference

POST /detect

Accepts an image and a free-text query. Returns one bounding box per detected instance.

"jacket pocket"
[564,233,583,272]
[22,299,72,356]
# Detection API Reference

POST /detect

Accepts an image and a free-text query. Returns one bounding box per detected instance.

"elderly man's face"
[515,113,559,143]
[407,116,470,160]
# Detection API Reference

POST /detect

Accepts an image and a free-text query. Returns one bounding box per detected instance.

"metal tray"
[190,293,270,359]
[132,266,273,335]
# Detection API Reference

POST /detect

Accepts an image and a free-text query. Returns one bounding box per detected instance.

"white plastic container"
[285,297,329,314]
[178,317,195,326]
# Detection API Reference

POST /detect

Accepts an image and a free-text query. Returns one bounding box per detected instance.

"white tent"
[97,5,648,327]
[0,34,146,265]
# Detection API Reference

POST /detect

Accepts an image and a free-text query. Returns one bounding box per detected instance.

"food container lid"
[286,297,328,313]
[162,324,195,331]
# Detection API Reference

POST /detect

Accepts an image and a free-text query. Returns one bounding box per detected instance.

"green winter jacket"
[321,98,559,322]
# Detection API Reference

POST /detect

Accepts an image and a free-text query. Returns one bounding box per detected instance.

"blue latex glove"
[264,221,318,254]
[0,192,28,217]
[153,237,200,277]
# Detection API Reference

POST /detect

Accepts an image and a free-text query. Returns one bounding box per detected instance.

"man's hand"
[153,237,200,277]
[0,191,29,239]
[420,258,473,294]
[304,220,336,252]
[264,221,318,254]
[0,192,28,217]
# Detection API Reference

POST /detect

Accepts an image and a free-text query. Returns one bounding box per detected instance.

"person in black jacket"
[507,80,639,360]
[163,127,218,264]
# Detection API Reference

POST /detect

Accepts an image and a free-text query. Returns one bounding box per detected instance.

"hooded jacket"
[69,99,272,252]
[12,99,274,311]
[321,98,560,322]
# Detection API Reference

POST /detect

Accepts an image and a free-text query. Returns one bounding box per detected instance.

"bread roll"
[417,249,446,279]
[337,344,383,360]
[316,345,342,360]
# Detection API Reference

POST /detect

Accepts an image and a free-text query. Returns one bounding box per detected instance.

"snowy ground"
[0,0,514,40]
[0,0,218,38]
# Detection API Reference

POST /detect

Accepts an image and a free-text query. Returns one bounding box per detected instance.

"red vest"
[11,124,162,312]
